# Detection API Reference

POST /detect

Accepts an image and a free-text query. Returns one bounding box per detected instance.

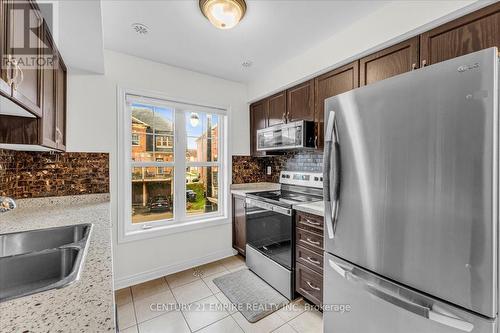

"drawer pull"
[306,256,321,265]
[306,237,320,246]
[304,219,321,226]
[306,281,321,291]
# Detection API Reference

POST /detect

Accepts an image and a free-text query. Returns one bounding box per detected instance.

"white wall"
[247,0,490,102]
[67,50,248,287]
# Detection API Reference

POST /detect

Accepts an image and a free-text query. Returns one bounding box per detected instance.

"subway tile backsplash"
[232,151,323,184]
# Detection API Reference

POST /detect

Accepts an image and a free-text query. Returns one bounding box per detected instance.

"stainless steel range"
[245,171,323,299]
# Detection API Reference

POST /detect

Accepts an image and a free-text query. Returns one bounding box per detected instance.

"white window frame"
[117,87,230,243]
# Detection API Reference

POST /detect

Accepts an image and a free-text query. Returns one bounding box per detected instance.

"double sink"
[0,223,92,302]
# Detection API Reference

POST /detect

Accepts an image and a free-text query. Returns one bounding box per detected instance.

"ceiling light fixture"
[199,0,246,30]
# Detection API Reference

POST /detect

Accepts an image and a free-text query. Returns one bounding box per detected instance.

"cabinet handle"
[306,256,321,265]
[282,112,287,123]
[314,136,318,148]
[304,218,321,226]
[306,237,320,246]
[306,281,321,291]
[422,60,427,67]
[411,63,417,70]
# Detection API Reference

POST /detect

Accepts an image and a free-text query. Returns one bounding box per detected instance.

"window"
[121,92,227,238]
[131,133,140,146]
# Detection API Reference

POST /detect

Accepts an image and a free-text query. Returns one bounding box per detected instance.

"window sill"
[118,215,230,243]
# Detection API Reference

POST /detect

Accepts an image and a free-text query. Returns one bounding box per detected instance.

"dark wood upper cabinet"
[40,22,56,149]
[420,2,500,66]
[268,91,286,126]
[8,0,42,117]
[287,80,314,122]
[314,61,359,149]
[0,0,66,151]
[360,36,419,86]
[232,195,246,256]
[250,99,268,156]
[55,51,66,150]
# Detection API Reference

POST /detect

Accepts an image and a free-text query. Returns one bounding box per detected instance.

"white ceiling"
[101,0,389,83]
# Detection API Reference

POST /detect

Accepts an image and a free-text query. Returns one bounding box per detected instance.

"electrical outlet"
[266,166,272,175]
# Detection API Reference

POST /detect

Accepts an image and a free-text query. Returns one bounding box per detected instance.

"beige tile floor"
[116,255,323,333]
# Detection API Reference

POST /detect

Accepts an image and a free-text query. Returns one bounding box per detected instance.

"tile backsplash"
[232,151,323,184]
[0,149,109,199]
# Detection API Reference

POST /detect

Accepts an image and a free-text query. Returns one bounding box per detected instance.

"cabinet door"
[360,36,419,86]
[287,80,314,122]
[40,22,56,149]
[8,0,42,117]
[268,91,286,126]
[55,51,66,150]
[0,0,11,96]
[420,2,500,66]
[250,99,268,157]
[314,61,359,149]
[232,195,246,256]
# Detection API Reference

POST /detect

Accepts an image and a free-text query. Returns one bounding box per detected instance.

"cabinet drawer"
[296,263,323,306]
[296,245,323,274]
[296,211,323,232]
[296,227,323,253]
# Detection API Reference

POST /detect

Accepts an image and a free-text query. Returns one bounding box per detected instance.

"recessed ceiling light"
[242,60,253,68]
[199,0,246,30]
[131,23,149,35]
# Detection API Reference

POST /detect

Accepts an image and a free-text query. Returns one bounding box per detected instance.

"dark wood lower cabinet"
[295,211,324,307]
[232,195,246,256]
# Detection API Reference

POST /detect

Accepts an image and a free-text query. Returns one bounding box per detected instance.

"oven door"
[245,198,293,270]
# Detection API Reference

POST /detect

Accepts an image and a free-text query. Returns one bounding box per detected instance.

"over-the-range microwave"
[256,120,316,152]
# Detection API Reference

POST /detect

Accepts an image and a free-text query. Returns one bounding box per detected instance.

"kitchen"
[0,1,499,332]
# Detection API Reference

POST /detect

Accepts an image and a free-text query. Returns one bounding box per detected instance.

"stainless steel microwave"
[256,120,315,151]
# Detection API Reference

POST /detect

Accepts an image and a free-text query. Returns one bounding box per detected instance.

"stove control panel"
[280,171,323,189]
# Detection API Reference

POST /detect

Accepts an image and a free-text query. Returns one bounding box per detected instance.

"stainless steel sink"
[0,224,92,302]
[0,224,90,257]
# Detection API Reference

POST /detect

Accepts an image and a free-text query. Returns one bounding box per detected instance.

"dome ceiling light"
[199,0,247,30]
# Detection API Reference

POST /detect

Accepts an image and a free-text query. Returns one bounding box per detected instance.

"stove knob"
[314,177,319,181]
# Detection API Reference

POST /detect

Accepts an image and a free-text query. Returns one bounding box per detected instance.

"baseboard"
[114,248,237,289]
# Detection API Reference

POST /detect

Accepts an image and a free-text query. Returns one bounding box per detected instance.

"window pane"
[132,167,174,223]
[154,107,174,161]
[132,134,154,162]
[132,104,154,162]
[186,112,218,162]
[186,166,218,216]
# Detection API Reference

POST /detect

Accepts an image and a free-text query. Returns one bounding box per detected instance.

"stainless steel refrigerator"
[323,47,499,333]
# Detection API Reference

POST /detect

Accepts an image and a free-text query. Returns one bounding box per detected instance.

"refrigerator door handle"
[324,111,340,239]
[328,259,474,332]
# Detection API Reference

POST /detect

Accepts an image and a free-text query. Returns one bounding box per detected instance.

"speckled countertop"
[293,200,324,217]
[230,182,280,197]
[0,194,114,333]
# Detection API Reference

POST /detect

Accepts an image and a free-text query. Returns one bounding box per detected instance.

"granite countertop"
[230,182,280,197]
[0,194,114,332]
[293,200,324,217]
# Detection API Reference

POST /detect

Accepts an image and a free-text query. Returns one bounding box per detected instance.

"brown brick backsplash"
[0,149,109,199]
[232,151,323,184]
